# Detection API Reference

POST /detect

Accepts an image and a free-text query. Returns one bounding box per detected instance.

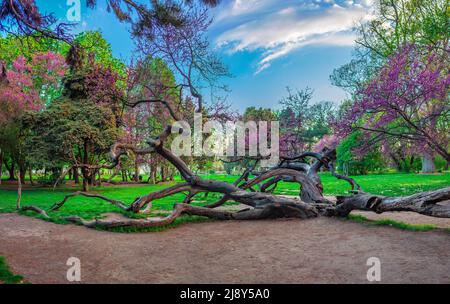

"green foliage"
[398,156,422,173]
[69,31,127,79]
[336,132,386,175]
[137,56,179,99]
[22,97,119,169]
[434,156,448,172]
[356,0,448,58]
[0,35,65,64]
[243,107,276,121]
[0,256,25,284]
[277,87,335,152]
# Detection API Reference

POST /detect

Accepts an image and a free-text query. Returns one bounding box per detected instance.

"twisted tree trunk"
[20,125,450,229]
[334,187,450,218]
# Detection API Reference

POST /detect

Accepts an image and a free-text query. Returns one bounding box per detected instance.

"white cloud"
[214,0,374,74]
[213,0,278,22]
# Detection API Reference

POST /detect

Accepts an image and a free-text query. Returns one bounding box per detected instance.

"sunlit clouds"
[213,0,374,74]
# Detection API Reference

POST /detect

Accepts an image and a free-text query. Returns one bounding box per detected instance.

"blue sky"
[36,0,374,111]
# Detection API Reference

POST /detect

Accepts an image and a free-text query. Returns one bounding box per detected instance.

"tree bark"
[19,125,450,231]
[134,159,140,182]
[4,159,15,180]
[334,187,450,218]
[16,170,22,210]
[73,168,79,184]
[82,141,90,191]
[82,177,89,192]
[421,153,435,173]
[161,166,166,182]
[19,165,26,184]
[28,166,34,185]
[121,169,128,182]
[97,170,102,187]
[0,150,3,185]
[148,164,157,184]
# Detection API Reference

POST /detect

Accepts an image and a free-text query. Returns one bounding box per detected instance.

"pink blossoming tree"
[0,52,66,123]
[334,44,450,166]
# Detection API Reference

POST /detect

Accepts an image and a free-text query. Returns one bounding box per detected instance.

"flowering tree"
[279,87,335,156]
[0,52,66,122]
[0,51,66,183]
[334,44,450,166]
[313,135,339,153]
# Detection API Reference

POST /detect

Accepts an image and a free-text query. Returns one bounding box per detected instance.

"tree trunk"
[19,165,26,183]
[73,168,79,184]
[389,152,402,171]
[161,166,166,182]
[421,153,435,173]
[20,125,450,231]
[334,187,450,218]
[134,160,140,183]
[0,150,3,185]
[89,171,95,186]
[169,168,174,181]
[148,164,157,184]
[16,170,22,210]
[97,170,102,187]
[81,141,90,191]
[29,166,34,185]
[5,160,15,180]
[82,177,89,192]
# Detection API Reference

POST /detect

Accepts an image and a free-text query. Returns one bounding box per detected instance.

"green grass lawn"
[0,172,448,228]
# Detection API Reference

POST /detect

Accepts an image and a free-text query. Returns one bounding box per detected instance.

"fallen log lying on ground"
[20,125,450,229]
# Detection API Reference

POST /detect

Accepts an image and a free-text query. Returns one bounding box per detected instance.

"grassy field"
[0,172,448,228]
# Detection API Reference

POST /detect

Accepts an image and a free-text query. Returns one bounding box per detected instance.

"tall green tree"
[23,97,120,191]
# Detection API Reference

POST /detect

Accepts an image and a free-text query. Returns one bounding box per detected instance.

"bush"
[337,132,386,175]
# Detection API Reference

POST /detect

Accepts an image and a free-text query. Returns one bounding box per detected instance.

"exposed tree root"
[20,205,50,218]
[64,201,319,229]
[50,191,131,211]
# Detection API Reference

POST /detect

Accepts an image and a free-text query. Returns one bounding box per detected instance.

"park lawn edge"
[346,214,449,232]
[18,209,213,233]
[0,256,26,284]
[12,208,450,234]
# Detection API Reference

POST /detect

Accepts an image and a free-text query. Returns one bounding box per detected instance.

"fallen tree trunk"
[18,124,450,230]
[66,201,318,229]
[334,187,450,218]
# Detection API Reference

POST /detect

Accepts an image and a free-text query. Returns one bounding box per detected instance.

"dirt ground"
[0,213,449,284]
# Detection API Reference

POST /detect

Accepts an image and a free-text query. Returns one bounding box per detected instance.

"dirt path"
[0,213,449,283]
